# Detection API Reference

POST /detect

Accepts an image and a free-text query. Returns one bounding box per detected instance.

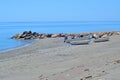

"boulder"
[22,31,28,35]
[46,34,52,38]
[41,34,47,38]
[22,31,32,35]
[93,34,98,39]
[28,31,32,34]
[101,34,108,38]
[60,33,66,37]
[116,32,120,35]
[67,36,73,39]
[51,34,60,38]
[24,36,32,40]
[32,32,36,35]
[21,31,33,38]
[107,32,113,36]
[11,34,21,39]
[20,34,27,38]
[112,32,120,36]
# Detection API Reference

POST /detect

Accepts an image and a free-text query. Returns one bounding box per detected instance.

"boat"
[66,37,90,43]
[94,37,109,43]
[70,40,90,45]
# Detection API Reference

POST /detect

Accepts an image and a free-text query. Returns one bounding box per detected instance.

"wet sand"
[0,35,120,80]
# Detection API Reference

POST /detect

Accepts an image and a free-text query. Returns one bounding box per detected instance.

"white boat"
[66,37,89,43]
[94,37,109,42]
[70,40,90,45]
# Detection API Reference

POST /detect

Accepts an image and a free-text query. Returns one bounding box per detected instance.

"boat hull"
[94,37,109,42]
[70,40,90,45]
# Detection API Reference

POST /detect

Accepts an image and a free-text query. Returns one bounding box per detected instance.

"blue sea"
[0,21,120,51]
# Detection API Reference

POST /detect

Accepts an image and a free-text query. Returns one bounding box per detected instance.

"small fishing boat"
[94,37,109,43]
[70,40,90,45]
[66,37,89,43]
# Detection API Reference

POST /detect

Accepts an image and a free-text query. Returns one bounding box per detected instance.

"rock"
[22,31,32,35]
[67,36,73,39]
[46,34,52,38]
[41,34,47,38]
[51,34,60,38]
[102,71,105,73]
[84,69,89,71]
[80,35,84,37]
[20,34,27,38]
[24,36,32,40]
[11,34,21,39]
[80,78,83,80]
[60,33,66,37]
[11,31,118,40]
[22,31,28,35]
[111,31,120,36]
[21,31,33,38]
[116,32,120,35]
[32,32,37,36]
[115,60,120,63]
[28,31,32,34]
[108,32,114,36]
[101,34,108,38]
[38,34,43,39]
[12,31,44,40]
[93,34,98,39]
[85,75,92,79]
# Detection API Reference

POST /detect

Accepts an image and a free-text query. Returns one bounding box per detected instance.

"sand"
[0,35,120,80]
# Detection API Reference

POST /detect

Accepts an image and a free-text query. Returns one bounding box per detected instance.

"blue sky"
[0,0,120,22]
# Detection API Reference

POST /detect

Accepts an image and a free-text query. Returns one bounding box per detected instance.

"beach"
[0,35,120,80]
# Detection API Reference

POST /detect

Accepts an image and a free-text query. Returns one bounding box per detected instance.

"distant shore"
[0,32,120,80]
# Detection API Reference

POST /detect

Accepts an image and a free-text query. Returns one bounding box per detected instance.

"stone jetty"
[11,31,120,40]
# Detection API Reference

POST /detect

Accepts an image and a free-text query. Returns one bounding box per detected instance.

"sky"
[0,0,120,22]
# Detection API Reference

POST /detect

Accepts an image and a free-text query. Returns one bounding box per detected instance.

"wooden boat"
[94,37,109,43]
[70,40,90,45]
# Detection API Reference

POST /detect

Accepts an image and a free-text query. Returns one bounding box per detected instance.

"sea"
[0,21,120,52]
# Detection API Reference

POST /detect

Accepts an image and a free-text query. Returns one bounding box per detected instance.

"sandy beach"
[0,35,120,80]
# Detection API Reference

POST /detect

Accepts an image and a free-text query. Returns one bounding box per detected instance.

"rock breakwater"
[11,31,120,40]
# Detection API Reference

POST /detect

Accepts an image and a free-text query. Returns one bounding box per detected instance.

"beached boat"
[66,37,89,43]
[94,37,109,43]
[70,40,90,45]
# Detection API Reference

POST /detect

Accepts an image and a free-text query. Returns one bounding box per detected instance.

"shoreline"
[0,40,34,53]
[0,38,66,60]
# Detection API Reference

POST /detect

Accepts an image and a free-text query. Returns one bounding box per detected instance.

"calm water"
[0,21,120,51]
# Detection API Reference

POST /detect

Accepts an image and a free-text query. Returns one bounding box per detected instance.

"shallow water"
[0,21,120,51]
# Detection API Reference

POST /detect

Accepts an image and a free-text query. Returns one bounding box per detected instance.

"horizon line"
[0,20,120,23]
